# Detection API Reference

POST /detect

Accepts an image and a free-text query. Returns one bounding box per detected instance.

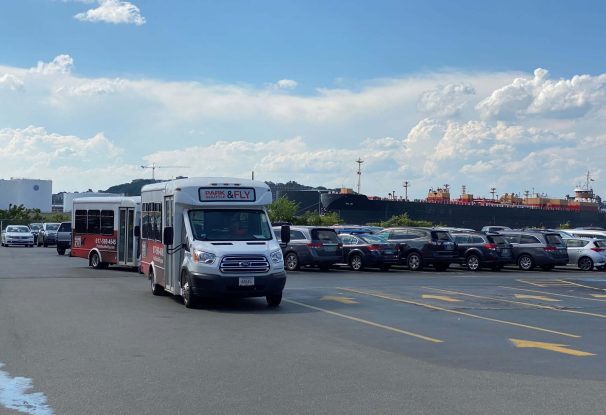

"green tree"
[376,213,434,228]
[267,197,299,224]
[297,211,343,226]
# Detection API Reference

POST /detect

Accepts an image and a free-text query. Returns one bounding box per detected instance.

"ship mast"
[403,181,410,201]
[356,158,364,194]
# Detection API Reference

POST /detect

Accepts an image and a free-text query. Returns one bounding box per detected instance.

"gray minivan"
[273,226,343,271]
[498,230,568,271]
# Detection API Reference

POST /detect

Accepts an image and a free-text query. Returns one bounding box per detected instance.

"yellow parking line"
[339,288,579,339]
[558,280,606,292]
[499,286,606,303]
[424,287,606,320]
[284,299,443,343]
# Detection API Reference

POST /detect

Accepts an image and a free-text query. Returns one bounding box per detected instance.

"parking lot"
[2,246,606,414]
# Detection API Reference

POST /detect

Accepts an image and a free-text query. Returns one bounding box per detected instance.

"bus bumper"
[189,271,287,298]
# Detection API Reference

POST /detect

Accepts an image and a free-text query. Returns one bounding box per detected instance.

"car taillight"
[306,242,323,248]
[367,244,380,251]
[544,246,557,252]
[483,243,497,250]
[591,247,604,252]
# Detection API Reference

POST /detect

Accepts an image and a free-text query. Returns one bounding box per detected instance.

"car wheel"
[407,252,423,271]
[266,293,282,307]
[284,252,299,271]
[466,254,481,271]
[150,270,164,296]
[181,272,196,307]
[349,254,364,271]
[90,251,102,269]
[57,248,66,256]
[518,254,534,271]
[578,257,594,271]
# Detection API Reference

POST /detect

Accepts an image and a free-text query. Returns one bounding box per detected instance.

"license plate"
[383,249,394,255]
[239,277,254,287]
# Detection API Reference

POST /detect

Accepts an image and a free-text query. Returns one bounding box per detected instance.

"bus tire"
[181,272,196,308]
[90,251,102,269]
[150,270,164,296]
[266,293,282,307]
[57,248,66,256]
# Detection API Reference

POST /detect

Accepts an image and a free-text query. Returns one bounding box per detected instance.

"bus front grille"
[220,255,269,274]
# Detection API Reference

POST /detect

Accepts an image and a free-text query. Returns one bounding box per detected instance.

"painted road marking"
[591,294,606,298]
[425,287,606,320]
[320,296,358,304]
[516,279,577,288]
[0,363,54,415]
[500,286,606,303]
[514,294,560,302]
[509,339,595,357]
[339,288,579,338]
[421,294,461,303]
[284,299,443,343]
[560,280,606,292]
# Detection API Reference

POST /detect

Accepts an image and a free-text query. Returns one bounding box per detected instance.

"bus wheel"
[150,271,164,296]
[266,293,282,307]
[90,252,102,269]
[57,248,66,256]
[181,273,196,308]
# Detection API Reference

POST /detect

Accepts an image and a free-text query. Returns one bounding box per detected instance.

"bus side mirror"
[163,227,174,246]
[134,225,140,237]
[280,225,290,245]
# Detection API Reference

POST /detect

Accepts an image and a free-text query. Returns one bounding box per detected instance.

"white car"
[564,237,606,271]
[1,225,35,247]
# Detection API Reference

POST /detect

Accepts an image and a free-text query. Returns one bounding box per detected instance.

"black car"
[498,230,568,271]
[273,226,343,271]
[451,232,513,271]
[339,233,400,271]
[376,227,458,271]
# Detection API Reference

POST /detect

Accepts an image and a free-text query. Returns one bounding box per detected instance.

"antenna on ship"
[355,158,364,194]
[403,181,410,201]
[490,187,496,201]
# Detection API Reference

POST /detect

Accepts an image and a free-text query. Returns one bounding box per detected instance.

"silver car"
[1,225,35,247]
[564,237,606,271]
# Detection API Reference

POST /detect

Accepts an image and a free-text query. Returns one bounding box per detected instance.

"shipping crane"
[140,163,188,180]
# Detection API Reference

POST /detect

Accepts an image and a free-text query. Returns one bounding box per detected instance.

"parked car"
[37,223,60,247]
[273,226,343,271]
[560,228,606,240]
[451,232,513,271]
[56,221,72,256]
[375,227,458,271]
[481,225,512,233]
[28,223,43,244]
[563,237,606,271]
[333,225,382,235]
[498,230,568,271]
[1,225,35,247]
[339,233,399,271]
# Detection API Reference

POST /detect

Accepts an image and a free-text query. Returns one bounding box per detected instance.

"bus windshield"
[188,209,272,241]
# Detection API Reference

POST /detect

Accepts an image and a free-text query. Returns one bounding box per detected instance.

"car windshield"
[6,226,30,233]
[29,224,42,230]
[545,234,564,245]
[188,209,272,241]
[46,224,60,231]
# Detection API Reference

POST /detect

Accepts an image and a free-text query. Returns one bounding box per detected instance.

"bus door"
[164,196,175,292]
[119,207,135,265]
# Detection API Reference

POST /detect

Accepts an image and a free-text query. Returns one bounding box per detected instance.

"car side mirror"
[163,227,174,246]
[134,225,140,237]
[280,225,290,245]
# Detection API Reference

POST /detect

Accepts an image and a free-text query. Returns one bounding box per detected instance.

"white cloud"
[272,79,298,90]
[476,68,606,119]
[418,83,475,117]
[74,0,145,25]
[63,78,127,96]
[0,74,24,91]
[30,55,74,75]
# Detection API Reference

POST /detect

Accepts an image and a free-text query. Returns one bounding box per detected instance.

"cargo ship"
[319,173,606,229]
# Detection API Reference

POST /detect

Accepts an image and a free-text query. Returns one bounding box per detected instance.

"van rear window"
[312,229,339,243]
[545,234,564,245]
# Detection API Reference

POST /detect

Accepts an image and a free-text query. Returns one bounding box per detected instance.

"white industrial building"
[63,192,124,212]
[0,178,52,212]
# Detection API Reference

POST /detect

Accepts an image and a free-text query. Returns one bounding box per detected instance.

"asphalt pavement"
[1,246,606,414]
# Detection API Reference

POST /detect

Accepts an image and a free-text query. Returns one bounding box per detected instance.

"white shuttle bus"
[140,177,290,308]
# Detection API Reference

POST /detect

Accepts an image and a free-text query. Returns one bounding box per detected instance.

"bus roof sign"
[199,187,256,202]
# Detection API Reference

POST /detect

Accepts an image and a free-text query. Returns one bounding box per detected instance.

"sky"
[1,0,606,200]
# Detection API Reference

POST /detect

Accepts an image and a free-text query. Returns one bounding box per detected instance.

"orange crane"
[140,163,188,180]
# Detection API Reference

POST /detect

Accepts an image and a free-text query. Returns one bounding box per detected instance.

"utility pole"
[355,158,364,194]
[490,187,496,200]
[403,181,410,201]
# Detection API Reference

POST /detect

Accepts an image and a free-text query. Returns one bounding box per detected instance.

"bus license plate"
[239,277,255,287]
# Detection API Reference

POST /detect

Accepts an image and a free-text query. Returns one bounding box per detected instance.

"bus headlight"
[270,249,283,263]
[193,250,216,264]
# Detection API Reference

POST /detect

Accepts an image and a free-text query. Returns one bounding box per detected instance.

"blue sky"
[1,0,606,199]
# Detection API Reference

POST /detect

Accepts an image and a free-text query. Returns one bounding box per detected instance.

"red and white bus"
[71,196,141,269]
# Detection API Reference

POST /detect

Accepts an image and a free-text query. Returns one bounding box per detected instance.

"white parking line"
[0,363,53,415]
